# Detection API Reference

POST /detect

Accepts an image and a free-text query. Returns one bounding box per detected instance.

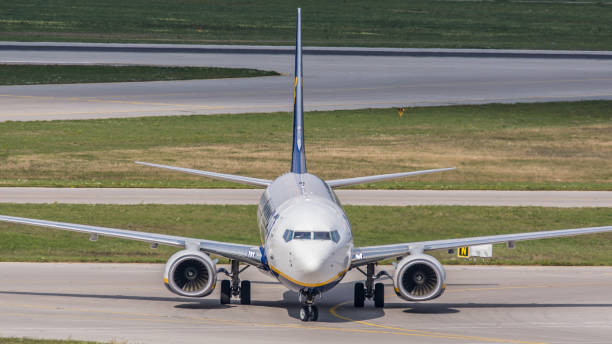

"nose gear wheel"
[299,290,320,321]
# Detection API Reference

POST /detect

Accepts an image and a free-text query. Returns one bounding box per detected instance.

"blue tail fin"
[290,8,306,174]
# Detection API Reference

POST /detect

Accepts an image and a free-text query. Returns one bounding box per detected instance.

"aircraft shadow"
[6,285,606,322]
[0,290,230,309]
[390,302,612,314]
[248,282,387,323]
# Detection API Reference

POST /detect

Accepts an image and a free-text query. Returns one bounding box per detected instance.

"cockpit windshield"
[313,232,330,240]
[283,229,340,243]
[293,231,311,240]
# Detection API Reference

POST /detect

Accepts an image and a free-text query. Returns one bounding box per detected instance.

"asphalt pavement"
[0,263,610,344]
[1,43,612,121]
[1,188,611,207]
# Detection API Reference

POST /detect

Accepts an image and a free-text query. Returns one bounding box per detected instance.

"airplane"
[0,8,611,322]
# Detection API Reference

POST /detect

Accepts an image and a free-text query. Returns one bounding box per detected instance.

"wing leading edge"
[351,225,612,267]
[0,215,265,267]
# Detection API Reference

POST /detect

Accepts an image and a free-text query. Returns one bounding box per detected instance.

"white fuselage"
[257,173,353,292]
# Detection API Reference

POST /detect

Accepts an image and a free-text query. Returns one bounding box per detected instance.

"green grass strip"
[1,0,612,50]
[0,204,610,265]
[0,64,278,85]
[0,101,610,190]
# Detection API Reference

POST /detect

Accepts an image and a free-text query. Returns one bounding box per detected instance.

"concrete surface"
[1,44,612,121]
[0,263,610,343]
[0,188,611,207]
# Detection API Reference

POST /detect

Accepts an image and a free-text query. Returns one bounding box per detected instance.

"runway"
[1,188,611,207]
[0,263,610,344]
[1,43,612,121]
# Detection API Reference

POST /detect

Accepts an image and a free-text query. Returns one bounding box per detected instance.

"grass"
[0,0,612,50]
[0,339,108,344]
[0,64,278,85]
[0,101,610,190]
[0,204,610,265]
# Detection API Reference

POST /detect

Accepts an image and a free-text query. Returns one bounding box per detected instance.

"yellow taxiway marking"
[0,299,532,340]
[328,301,548,344]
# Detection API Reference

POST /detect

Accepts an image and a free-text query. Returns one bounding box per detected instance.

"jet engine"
[393,254,446,301]
[164,249,217,297]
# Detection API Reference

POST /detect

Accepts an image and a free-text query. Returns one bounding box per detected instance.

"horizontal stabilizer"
[135,161,271,188]
[326,167,456,188]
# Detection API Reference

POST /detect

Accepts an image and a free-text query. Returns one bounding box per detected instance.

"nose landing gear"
[218,259,251,305]
[299,290,319,321]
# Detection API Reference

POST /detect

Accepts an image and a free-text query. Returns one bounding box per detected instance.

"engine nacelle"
[393,254,446,301]
[164,250,217,297]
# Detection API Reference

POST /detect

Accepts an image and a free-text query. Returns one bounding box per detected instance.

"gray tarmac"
[1,43,612,121]
[1,188,611,207]
[0,263,611,344]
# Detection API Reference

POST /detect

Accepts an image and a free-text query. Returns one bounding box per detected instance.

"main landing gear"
[219,260,251,305]
[299,290,319,322]
[354,263,389,308]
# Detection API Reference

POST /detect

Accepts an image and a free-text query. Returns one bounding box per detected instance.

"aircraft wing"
[350,225,612,267]
[0,215,265,267]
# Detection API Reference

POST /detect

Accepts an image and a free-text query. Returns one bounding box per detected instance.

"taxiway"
[0,188,611,207]
[1,43,612,121]
[0,263,610,344]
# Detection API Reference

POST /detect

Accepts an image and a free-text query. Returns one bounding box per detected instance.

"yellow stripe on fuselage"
[269,264,347,288]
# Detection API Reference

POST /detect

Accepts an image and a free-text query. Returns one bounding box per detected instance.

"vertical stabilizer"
[291,8,307,174]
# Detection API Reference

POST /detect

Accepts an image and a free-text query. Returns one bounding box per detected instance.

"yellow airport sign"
[458,246,470,258]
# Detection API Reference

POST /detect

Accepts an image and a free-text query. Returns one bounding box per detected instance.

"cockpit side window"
[331,230,340,243]
[283,229,294,242]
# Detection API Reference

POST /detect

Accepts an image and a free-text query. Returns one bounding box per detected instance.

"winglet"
[290,8,307,174]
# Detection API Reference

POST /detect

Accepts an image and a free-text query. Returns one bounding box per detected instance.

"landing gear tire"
[240,280,251,305]
[220,280,231,304]
[354,282,365,308]
[299,305,311,322]
[309,305,319,321]
[374,282,385,308]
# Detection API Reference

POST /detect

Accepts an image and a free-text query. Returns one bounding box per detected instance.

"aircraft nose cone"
[299,253,326,274]
[292,244,339,284]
